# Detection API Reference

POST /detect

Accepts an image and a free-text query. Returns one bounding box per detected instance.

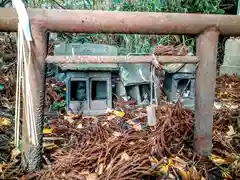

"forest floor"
[0,33,239,180]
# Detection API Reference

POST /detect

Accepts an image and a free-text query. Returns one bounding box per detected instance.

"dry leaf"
[165,157,188,179]
[106,160,114,170]
[0,163,8,173]
[86,173,98,180]
[113,132,122,137]
[20,175,28,180]
[133,124,142,131]
[159,164,169,174]
[78,170,90,175]
[64,115,74,124]
[168,159,174,167]
[210,154,230,165]
[102,122,108,126]
[176,168,189,179]
[172,156,188,169]
[11,147,21,160]
[113,110,125,117]
[127,119,135,125]
[0,117,11,126]
[107,115,116,120]
[226,126,235,137]
[77,123,83,129]
[188,167,201,179]
[221,168,233,179]
[43,142,58,150]
[43,128,53,134]
[64,113,82,124]
[120,152,130,161]
[168,173,176,179]
[96,163,104,175]
[107,136,117,142]
[129,141,135,145]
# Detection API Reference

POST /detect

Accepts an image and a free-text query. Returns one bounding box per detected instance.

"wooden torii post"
[0,8,237,171]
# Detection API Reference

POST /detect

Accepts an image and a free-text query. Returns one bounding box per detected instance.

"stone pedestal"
[220,38,240,76]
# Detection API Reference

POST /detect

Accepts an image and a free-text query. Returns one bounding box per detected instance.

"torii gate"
[1,8,239,171]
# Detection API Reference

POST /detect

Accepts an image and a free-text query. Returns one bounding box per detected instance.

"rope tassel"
[14,22,38,147]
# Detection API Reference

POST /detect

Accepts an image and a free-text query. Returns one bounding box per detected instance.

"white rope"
[14,23,22,147]
[22,32,38,146]
[14,22,38,147]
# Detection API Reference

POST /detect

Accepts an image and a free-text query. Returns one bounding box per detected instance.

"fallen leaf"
[212,158,229,165]
[149,157,156,166]
[0,163,8,173]
[113,110,125,117]
[168,159,174,167]
[78,170,90,175]
[43,128,53,134]
[20,175,28,180]
[102,122,108,127]
[86,173,98,180]
[126,119,135,125]
[120,152,130,161]
[113,132,122,137]
[159,164,169,174]
[77,123,83,129]
[64,115,74,124]
[225,153,240,164]
[107,115,116,120]
[188,167,201,179]
[96,163,104,175]
[172,156,188,169]
[226,126,235,137]
[65,113,82,123]
[106,160,114,170]
[133,124,142,131]
[172,156,187,165]
[210,154,230,165]
[168,173,176,179]
[107,136,117,142]
[221,168,233,179]
[0,117,11,126]
[171,156,189,179]
[129,141,135,145]
[175,167,189,179]
[43,142,58,150]
[11,147,21,160]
